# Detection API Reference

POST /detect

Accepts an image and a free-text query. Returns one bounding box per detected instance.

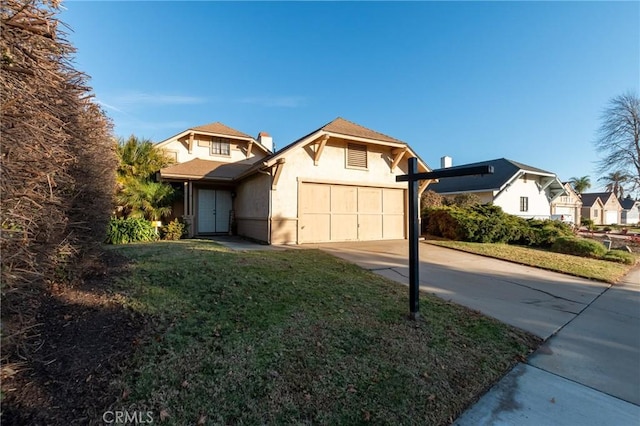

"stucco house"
[550,182,583,224]
[619,196,640,225]
[580,192,622,225]
[428,158,565,219]
[156,118,430,244]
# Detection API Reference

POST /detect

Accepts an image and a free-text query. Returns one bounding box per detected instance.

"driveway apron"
[314,240,640,425]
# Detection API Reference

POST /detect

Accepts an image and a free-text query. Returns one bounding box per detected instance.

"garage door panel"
[383,189,404,214]
[302,183,331,213]
[301,214,330,242]
[359,214,383,240]
[384,214,405,239]
[331,214,358,241]
[605,211,618,224]
[331,186,357,213]
[357,188,382,213]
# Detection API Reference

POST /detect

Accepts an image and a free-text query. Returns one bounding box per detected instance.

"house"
[580,192,622,225]
[550,182,583,224]
[428,157,565,219]
[156,118,431,244]
[619,196,640,225]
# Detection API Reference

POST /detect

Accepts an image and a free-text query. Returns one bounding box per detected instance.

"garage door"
[605,210,618,225]
[299,183,405,243]
[555,207,573,216]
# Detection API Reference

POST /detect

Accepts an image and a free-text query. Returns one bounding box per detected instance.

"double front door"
[197,189,232,234]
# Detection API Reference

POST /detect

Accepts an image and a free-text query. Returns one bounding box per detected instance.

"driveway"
[314,240,640,424]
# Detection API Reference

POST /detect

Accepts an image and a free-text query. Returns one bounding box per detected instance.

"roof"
[428,158,556,194]
[580,192,616,207]
[159,158,254,181]
[236,117,430,179]
[190,122,253,139]
[320,117,404,144]
[620,197,640,210]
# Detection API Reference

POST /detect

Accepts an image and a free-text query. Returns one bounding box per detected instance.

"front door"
[197,189,232,234]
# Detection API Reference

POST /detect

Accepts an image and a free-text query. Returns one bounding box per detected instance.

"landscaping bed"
[89,240,538,425]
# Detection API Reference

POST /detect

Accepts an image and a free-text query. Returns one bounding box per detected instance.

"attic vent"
[347,143,367,168]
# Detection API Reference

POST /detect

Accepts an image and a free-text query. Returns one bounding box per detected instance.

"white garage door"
[299,183,405,243]
[555,207,573,216]
[605,210,618,225]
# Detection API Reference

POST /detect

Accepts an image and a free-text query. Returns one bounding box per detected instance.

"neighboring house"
[428,158,565,219]
[550,182,583,224]
[156,117,430,244]
[580,192,622,225]
[619,196,640,225]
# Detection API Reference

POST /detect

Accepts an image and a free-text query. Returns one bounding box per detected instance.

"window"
[347,143,367,168]
[594,209,599,218]
[520,196,529,212]
[211,138,230,156]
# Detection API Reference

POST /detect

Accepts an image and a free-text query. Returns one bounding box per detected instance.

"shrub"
[517,219,574,247]
[161,219,188,240]
[105,217,157,244]
[602,250,636,265]
[581,218,595,230]
[551,237,607,258]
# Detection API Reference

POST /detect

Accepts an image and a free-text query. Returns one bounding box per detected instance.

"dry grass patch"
[110,240,539,425]
[426,240,636,283]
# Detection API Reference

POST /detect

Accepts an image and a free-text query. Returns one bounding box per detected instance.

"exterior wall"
[270,138,410,243]
[621,204,640,225]
[581,202,604,225]
[494,176,551,218]
[235,173,270,242]
[550,185,582,224]
[160,134,267,165]
[601,196,622,225]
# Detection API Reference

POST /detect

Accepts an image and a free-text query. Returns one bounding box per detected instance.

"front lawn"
[427,240,637,283]
[110,240,538,425]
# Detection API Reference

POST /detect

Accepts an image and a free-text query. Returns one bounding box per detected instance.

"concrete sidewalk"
[315,240,640,425]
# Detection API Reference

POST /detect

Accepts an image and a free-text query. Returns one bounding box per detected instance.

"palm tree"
[116,177,176,221]
[569,176,591,194]
[117,135,173,182]
[115,135,176,220]
[598,171,630,198]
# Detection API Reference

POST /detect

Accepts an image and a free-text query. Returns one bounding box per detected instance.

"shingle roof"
[159,158,253,180]
[428,158,555,194]
[190,122,253,139]
[320,117,405,144]
[620,197,640,210]
[580,192,612,207]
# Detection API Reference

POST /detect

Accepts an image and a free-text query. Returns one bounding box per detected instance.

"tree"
[115,135,176,220]
[598,171,630,199]
[569,176,591,194]
[594,92,640,192]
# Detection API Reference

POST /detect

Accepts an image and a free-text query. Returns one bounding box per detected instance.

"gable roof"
[190,122,253,139]
[237,117,430,180]
[320,117,404,144]
[619,196,640,210]
[155,121,271,153]
[428,158,557,194]
[580,192,618,207]
[159,158,254,181]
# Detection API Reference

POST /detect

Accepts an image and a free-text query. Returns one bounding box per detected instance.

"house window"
[594,209,599,218]
[520,196,529,212]
[211,138,230,156]
[347,143,367,168]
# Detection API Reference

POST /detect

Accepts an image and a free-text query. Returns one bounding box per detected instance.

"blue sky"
[60,1,639,190]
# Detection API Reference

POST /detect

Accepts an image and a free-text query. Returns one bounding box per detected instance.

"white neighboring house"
[428,157,566,218]
[619,196,640,225]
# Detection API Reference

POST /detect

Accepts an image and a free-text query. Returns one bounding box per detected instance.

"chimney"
[441,156,452,168]
[257,131,273,152]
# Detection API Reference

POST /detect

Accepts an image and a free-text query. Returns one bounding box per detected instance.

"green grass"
[427,240,637,283]
[109,240,538,425]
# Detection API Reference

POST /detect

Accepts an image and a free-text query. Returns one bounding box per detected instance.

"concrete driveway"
[314,240,640,424]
